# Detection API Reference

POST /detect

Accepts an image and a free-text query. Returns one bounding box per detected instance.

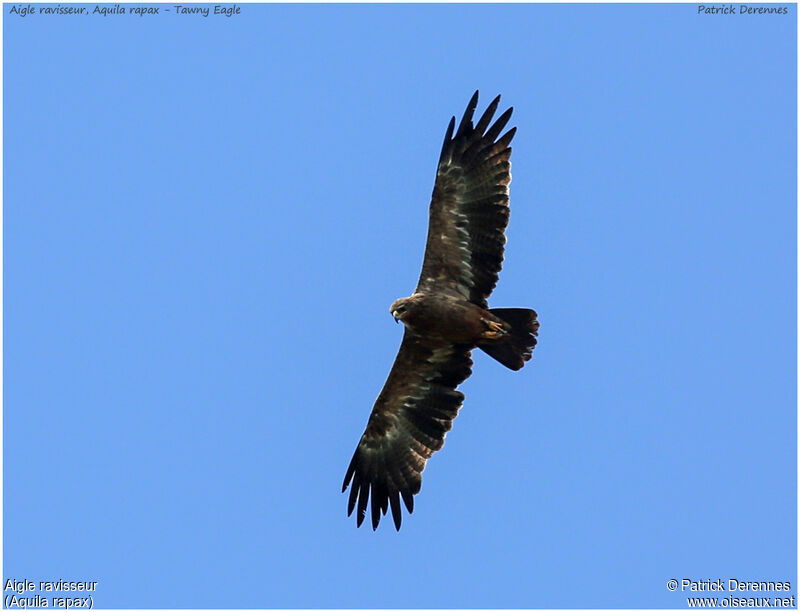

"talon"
[482,318,505,333]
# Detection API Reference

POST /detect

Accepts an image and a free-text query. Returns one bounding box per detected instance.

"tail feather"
[478,308,539,371]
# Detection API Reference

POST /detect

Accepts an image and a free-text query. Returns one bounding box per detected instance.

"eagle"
[342,91,539,530]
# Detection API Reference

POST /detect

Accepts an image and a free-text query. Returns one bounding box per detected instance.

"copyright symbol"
[667,579,678,591]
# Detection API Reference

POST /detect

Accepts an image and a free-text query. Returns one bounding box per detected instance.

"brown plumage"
[342,91,539,530]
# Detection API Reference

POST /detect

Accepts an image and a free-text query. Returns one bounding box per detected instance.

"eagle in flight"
[342,91,539,530]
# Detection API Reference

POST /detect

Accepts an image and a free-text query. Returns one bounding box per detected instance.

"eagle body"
[343,92,539,530]
[390,292,505,345]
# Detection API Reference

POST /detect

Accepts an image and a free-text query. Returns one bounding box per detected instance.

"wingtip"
[474,94,503,136]
[499,126,517,148]
[485,106,515,142]
[401,490,414,514]
[347,474,360,516]
[439,116,457,161]
[390,506,402,531]
[455,91,480,138]
[342,453,356,492]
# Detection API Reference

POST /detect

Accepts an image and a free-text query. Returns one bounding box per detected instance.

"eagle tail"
[479,308,539,371]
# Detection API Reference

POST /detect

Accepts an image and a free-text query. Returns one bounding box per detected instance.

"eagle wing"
[342,331,472,530]
[416,91,515,308]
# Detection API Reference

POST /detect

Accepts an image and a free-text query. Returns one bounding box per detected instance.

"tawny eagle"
[343,91,539,530]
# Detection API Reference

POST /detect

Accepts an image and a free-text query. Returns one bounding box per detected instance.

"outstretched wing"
[416,91,515,308]
[342,331,473,530]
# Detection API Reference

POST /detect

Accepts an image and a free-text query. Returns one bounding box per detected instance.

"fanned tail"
[478,308,539,371]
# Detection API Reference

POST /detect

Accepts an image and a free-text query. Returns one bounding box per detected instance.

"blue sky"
[4,3,796,608]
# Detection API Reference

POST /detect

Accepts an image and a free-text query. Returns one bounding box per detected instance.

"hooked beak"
[392,310,400,323]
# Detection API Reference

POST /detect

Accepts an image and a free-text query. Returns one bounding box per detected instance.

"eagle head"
[390,297,413,324]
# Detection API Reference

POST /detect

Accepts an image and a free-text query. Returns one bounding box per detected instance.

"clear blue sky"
[4,3,796,608]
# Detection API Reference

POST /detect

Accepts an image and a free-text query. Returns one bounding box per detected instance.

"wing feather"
[416,91,515,308]
[342,331,473,530]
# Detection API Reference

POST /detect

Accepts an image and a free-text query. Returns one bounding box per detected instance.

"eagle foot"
[481,318,508,341]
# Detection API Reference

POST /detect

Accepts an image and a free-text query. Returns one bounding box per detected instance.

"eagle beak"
[392,310,400,323]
